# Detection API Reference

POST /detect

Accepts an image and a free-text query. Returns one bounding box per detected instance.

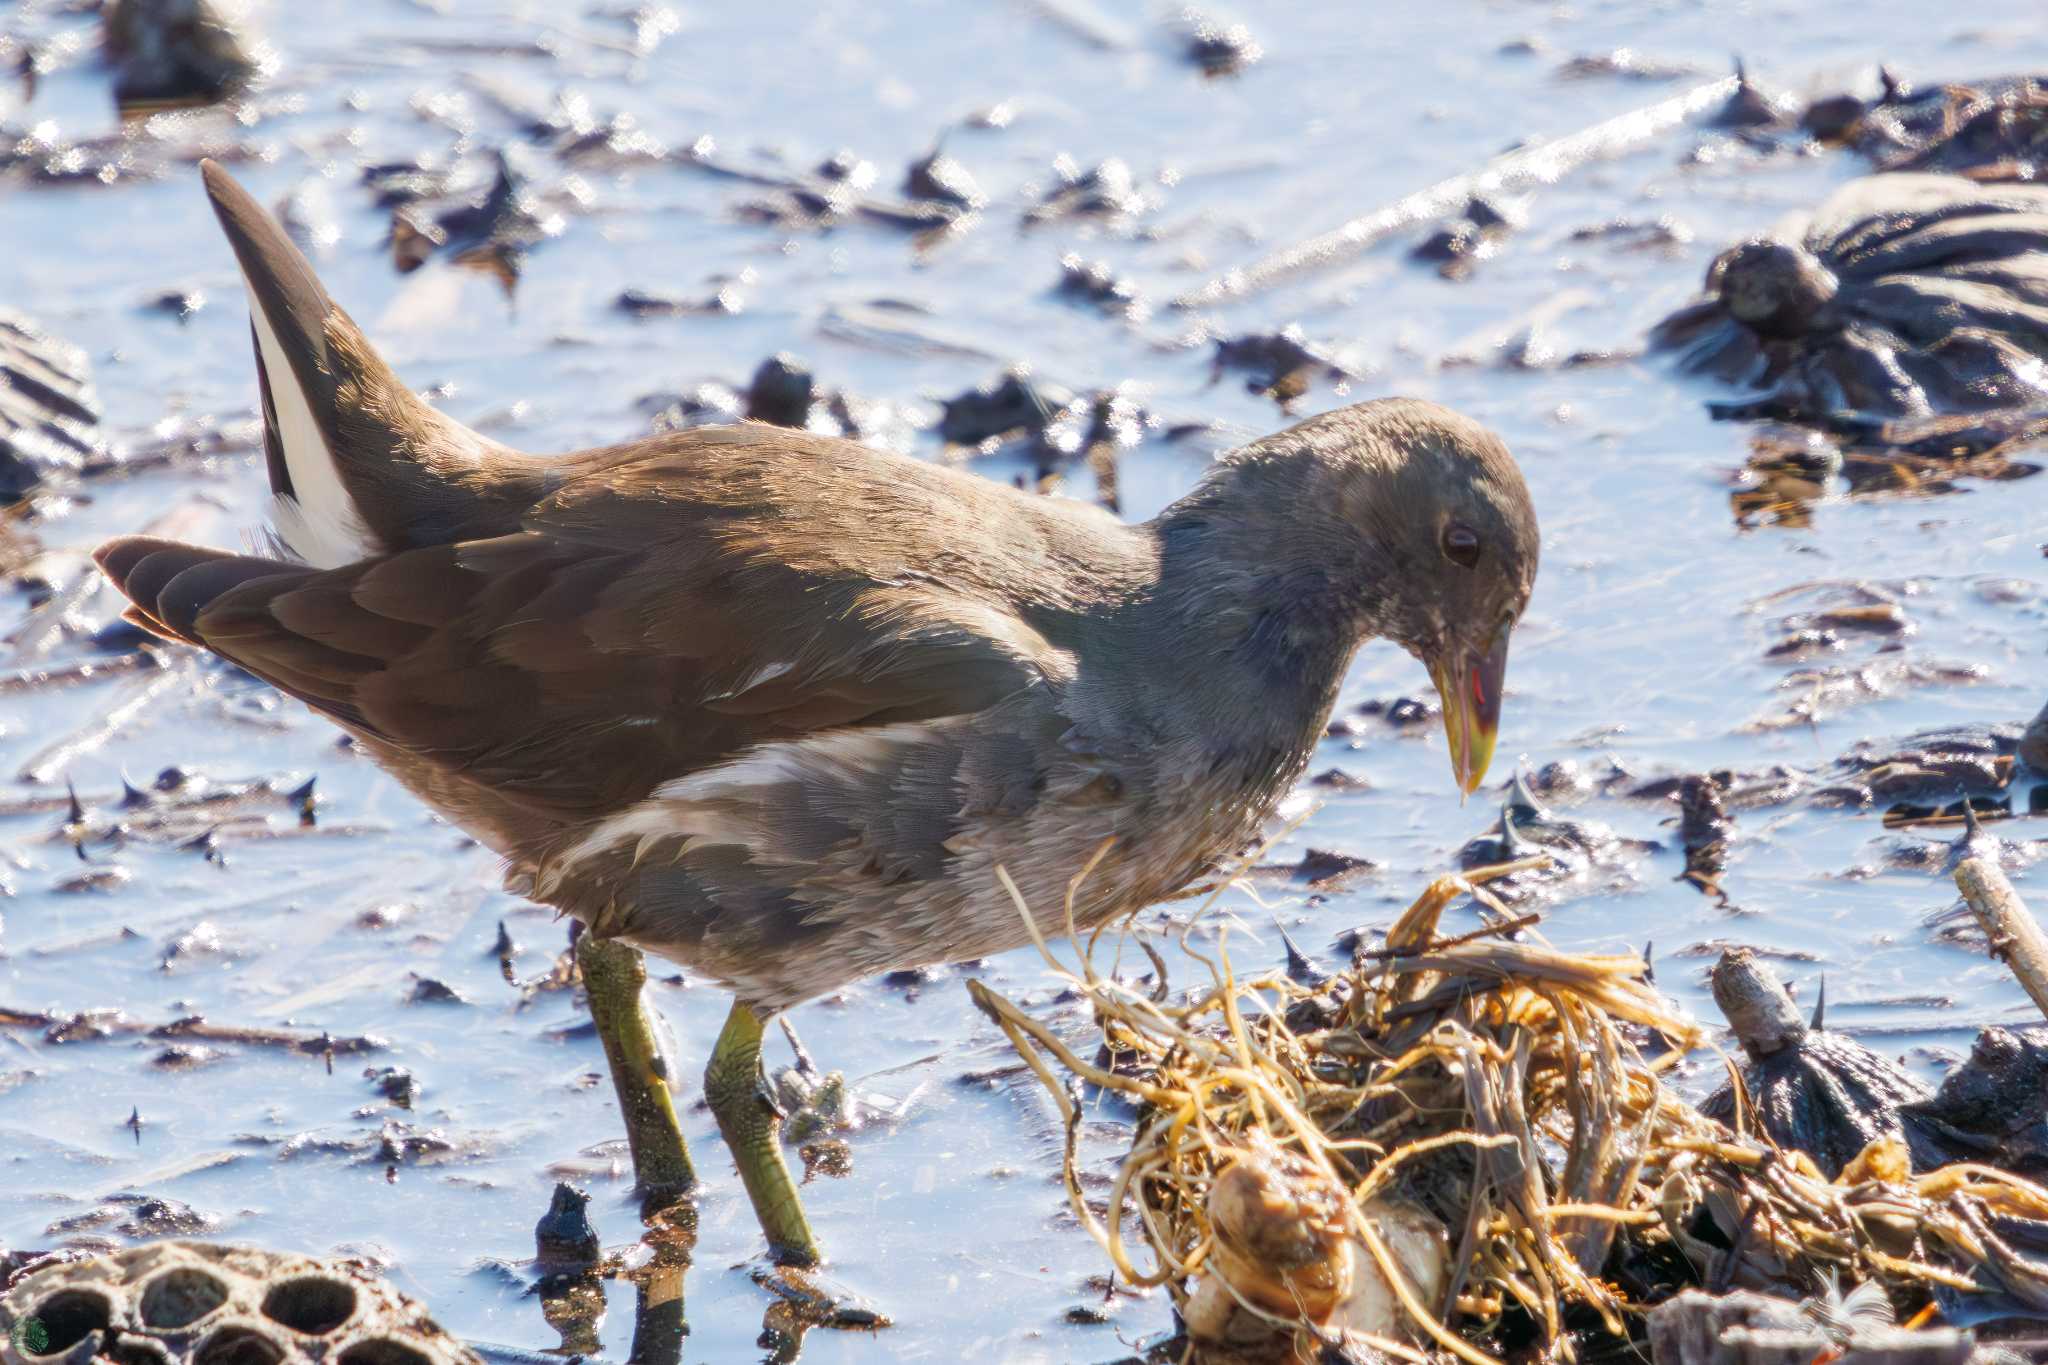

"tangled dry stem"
[968,851,2048,1362]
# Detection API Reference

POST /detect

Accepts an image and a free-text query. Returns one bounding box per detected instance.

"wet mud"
[4,1,2048,1361]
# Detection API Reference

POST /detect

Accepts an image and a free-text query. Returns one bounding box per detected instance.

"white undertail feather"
[245,277,377,568]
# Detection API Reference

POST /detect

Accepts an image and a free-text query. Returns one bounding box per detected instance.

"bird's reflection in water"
[536,1267,606,1357]
[529,1188,695,1363]
[524,1163,886,1361]
[624,1196,694,1365]
[752,1264,889,1364]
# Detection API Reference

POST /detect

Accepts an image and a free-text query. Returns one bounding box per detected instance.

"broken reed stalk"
[1954,848,2048,1024]
[974,850,2048,1363]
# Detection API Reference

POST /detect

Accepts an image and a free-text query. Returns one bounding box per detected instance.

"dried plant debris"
[1306,767,1370,792]
[0,312,103,504]
[360,158,460,209]
[264,1117,482,1168]
[1756,578,1917,660]
[739,354,821,429]
[1553,48,1697,83]
[636,379,742,433]
[1054,254,1146,319]
[615,274,748,318]
[640,357,917,448]
[1763,610,1905,659]
[1648,1287,1993,1365]
[1435,290,1618,372]
[1744,656,1987,733]
[46,1193,217,1240]
[1811,721,2026,810]
[1325,695,1438,740]
[901,147,984,210]
[0,1005,385,1060]
[769,1049,921,1144]
[364,1066,418,1111]
[1567,214,1692,254]
[1520,757,1605,803]
[1022,156,1153,228]
[49,768,337,856]
[386,149,568,292]
[973,862,2048,1364]
[937,370,1071,447]
[682,138,973,246]
[0,1240,482,1365]
[1922,839,2048,930]
[1887,812,2048,877]
[1411,196,1521,281]
[1879,407,2048,463]
[1884,80,2048,182]
[1674,774,1734,904]
[935,370,1143,508]
[1456,770,1652,905]
[1207,327,1359,408]
[141,288,206,322]
[1252,847,1379,893]
[1655,174,2048,444]
[1668,66,1805,170]
[1728,422,2043,525]
[1809,71,2048,183]
[1708,62,1798,131]
[460,79,675,168]
[1173,10,1261,78]
[0,121,142,188]
[102,0,267,114]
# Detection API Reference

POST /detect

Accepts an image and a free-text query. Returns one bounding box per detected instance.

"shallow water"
[4,0,2048,1360]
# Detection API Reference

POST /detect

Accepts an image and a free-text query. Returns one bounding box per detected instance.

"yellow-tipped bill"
[1429,621,1511,798]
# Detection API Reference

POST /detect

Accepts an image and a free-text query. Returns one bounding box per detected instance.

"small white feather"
[705,660,796,702]
[246,279,377,568]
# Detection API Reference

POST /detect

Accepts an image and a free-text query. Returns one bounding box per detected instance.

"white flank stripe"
[544,721,949,892]
[651,722,940,805]
[246,281,378,568]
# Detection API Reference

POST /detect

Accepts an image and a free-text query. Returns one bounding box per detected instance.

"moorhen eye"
[1442,522,1481,568]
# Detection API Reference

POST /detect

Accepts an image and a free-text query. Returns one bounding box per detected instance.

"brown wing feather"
[95,518,1064,825]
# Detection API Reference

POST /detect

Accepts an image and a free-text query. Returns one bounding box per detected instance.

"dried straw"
[969,854,2048,1362]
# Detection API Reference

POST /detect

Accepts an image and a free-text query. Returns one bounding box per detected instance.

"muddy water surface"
[5,2,2048,1361]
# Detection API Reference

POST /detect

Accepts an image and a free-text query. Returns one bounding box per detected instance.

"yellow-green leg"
[704,1001,821,1267]
[578,935,697,1202]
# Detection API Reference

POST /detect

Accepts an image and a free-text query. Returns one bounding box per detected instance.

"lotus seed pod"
[1203,1143,1353,1322]
[1187,1141,1451,1359]
[0,1241,481,1365]
[1330,1199,1450,1341]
